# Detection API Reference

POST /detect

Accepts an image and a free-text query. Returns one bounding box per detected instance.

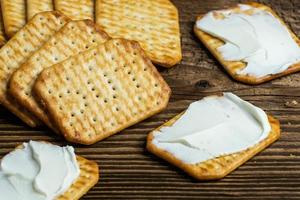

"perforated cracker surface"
[0,11,69,127]
[54,0,94,20]
[1,0,26,38]
[95,0,182,67]
[27,0,54,20]
[34,39,171,144]
[147,112,281,180]
[10,20,109,130]
[194,2,300,84]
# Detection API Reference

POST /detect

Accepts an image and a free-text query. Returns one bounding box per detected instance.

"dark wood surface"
[1,0,300,199]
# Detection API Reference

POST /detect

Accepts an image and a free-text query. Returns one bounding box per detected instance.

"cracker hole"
[136,84,140,88]
[132,78,136,82]
[108,80,112,84]
[113,95,117,99]
[36,58,40,61]
[92,39,96,43]
[93,118,97,122]
[82,95,86,100]
[66,77,70,81]
[72,41,75,45]
[25,92,29,96]
[116,107,119,111]
[144,68,147,71]
[138,97,142,101]
[112,87,116,91]
[156,101,160,105]
[91,87,95,91]
[80,110,84,114]
[48,90,52,94]
[104,99,108,103]
[128,71,131,75]
[154,83,158,87]
[59,106,63,110]
[96,94,99,98]
[84,103,88,107]
[133,52,137,56]
[89,66,93,71]
[111,122,115,126]
[59,94,62,98]
[76,90,80,95]
[69,122,73,127]
[71,113,75,117]
[54,57,58,61]
[67,90,71,94]
[85,45,89,49]
[40,17,44,21]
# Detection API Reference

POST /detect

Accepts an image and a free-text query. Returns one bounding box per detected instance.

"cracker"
[0,6,7,46]
[95,0,182,67]
[194,2,300,85]
[27,0,54,20]
[1,0,26,38]
[147,112,281,180]
[54,0,94,20]
[12,143,99,199]
[0,11,69,127]
[9,20,109,131]
[34,38,171,145]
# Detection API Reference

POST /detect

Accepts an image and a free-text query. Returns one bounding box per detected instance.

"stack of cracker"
[0,0,177,145]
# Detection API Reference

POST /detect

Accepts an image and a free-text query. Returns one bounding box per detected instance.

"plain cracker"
[0,11,69,127]
[194,2,300,85]
[27,0,54,20]
[9,20,109,131]
[12,143,99,200]
[147,112,281,180]
[1,0,26,38]
[34,38,171,144]
[54,0,94,20]
[95,0,182,67]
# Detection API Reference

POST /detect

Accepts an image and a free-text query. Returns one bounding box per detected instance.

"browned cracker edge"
[33,39,171,145]
[194,2,300,85]
[147,113,280,180]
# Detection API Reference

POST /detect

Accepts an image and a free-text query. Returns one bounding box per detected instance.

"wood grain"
[0,0,300,199]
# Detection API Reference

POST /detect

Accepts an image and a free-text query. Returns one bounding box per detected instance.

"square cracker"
[27,0,54,20]
[54,0,94,21]
[194,2,300,85]
[0,11,69,127]
[9,20,110,131]
[34,38,171,145]
[1,0,26,38]
[95,0,182,67]
[13,143,99,199]
[147,112,281,180]
[0,6,7,47]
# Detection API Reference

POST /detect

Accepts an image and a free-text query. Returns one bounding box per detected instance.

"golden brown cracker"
[27,0,54,20]
[147,112,281,180]
[54,0,94,20]
[34,38,171,145]
[95,0,182,67]
[9,20,109,131]
[194,2,300,85]
[0,11,69,127]
[1,0,26,38]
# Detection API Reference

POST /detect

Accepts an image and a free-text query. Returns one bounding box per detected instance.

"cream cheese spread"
[0,141,80,200]
[196,4,300,78]
[152,93,271,164]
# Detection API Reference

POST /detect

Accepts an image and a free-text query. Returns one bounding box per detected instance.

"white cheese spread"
[152,93,271,164]
[0,141,80,200]
[196,4,300,78]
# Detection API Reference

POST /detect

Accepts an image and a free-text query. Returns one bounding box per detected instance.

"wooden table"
[1,0,300,199]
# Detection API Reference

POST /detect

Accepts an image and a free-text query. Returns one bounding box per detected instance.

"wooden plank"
[0,0,300,199]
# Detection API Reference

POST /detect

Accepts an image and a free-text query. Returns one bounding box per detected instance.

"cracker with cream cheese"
[95,0,182,67]
[8,142,99,200]
[147,94,280,180]
[194,2,300,85]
